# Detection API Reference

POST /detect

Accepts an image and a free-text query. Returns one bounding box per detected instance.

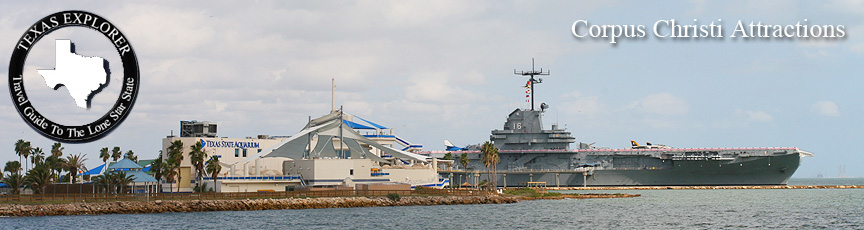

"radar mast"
[514,58,549,111]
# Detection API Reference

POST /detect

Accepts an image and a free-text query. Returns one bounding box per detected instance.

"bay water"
[3,178,862,229]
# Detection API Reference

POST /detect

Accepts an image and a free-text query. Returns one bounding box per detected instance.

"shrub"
[386,193,401,202]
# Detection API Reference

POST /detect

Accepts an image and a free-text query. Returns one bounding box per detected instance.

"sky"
[1,1,861,178]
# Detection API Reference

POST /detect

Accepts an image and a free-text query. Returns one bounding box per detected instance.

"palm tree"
[50,142,64,157]
[167,140,185,193]
[92,172,112,194]
[44,155,66,182]
[18,140,32,172]
[111,146,122,162]
[151,152,165,192]
[24,165,51,194]
[480,141,499,190]
[30,147,45,166]
[14,139,27,173]
[65,154,88,184]
[442,152,454,170]
[205,155,222,192]
[3,173,23,194]
[124,150,138,162]
[459,152,469,187]
[5,161,21,175]
[115,171,135,193]
[99,147,110,172]
[189,142,207,191]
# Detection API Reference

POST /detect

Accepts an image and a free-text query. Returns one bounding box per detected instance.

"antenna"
[514,58,549,111]
[331,78,336,112]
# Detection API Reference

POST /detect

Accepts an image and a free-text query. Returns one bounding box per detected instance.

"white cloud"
[736,109,774,122]
[812,101,840,117]
[625,93,689,116]
[560,91,604,116]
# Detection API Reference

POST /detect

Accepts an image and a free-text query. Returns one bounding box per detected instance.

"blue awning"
[354,115,387,129]
[344,119,375,129]
[81,163,105,176]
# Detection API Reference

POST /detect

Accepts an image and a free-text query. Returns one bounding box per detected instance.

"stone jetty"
[0,196,518,217]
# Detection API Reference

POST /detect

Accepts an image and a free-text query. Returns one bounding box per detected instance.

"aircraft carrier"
[431,61,813,187]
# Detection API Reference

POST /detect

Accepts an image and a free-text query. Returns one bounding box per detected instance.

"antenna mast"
[514,58,549,111]
[331,78,336,112]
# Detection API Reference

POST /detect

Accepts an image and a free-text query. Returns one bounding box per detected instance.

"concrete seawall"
[0,196,518,217]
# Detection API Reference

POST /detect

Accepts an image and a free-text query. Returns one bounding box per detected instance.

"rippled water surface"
[4,178,863,229]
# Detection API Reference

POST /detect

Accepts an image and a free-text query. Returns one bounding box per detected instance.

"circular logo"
[8,11,139,143]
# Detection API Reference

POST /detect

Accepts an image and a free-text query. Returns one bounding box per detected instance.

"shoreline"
[0,196,517,217]
[0,192,644,217]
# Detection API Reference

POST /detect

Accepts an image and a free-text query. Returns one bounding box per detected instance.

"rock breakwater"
[0,196,518,217]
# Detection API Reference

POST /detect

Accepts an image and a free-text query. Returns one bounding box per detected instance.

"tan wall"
[216,181,301,193]
[179,167,192,188]
[161,137,289,189]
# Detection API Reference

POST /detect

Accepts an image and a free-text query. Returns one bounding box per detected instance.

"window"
[257,149,262,153]
[349,169,354,176]
[242,149,247,157]
[235,149,239,157]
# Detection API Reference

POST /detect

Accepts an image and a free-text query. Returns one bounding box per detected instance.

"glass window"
[257,149,262,153]
[235,149,239,157]
[243,149,247,157]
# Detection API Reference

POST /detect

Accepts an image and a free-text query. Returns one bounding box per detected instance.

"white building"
[161,110,447,193]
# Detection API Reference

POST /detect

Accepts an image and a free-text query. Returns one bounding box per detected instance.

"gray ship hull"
[444,152,802,187]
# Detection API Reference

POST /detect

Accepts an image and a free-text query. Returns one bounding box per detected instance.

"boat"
[426,60,813,187]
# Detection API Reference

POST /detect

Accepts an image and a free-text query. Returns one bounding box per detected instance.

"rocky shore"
[0,196,519,217]
[547,185,864,190]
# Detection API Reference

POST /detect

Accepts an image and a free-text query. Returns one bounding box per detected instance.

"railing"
[0,189,490,204]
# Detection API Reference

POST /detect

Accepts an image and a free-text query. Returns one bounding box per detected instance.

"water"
[3,178,863,229]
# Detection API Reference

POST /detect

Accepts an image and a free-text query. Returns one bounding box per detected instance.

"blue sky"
[0,1,861,178]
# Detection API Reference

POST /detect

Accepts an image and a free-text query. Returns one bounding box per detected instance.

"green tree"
[111,146,122,162]
[3,173,23,194]
[24,165,51,194]
[459,152,470,187]
[480,141,499,190]
[44,155,66,182]
[14,139,29,173]
[99,147,110,171]
[205,155,222,192]
[93,171,113,194]
[16,140,32,172]
[65,154,88,184]
[4,161,21,175]
[124,150,138,162]
[30,147,45,166]
[151,152,165,192]
[189,142,207,191]
[50,142,63,157]
[442,152,453,170]
[93,170,134,194]
[166,140,185,193]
